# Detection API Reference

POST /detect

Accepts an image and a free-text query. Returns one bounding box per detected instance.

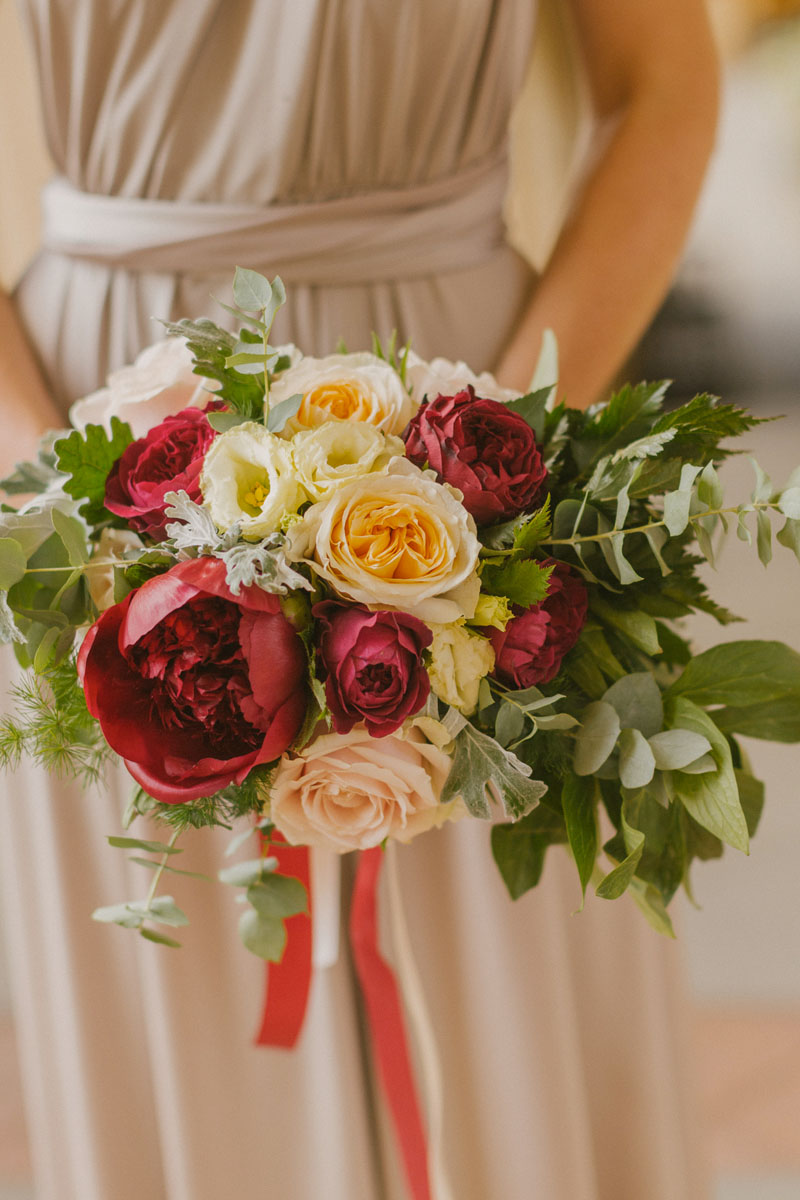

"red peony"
[104,407,217,538]
[78,558,307,803]
[487,561,588,688]
[402,387,547,525]
[313,601,432,737]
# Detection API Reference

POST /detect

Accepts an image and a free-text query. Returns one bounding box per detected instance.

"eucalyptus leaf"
[648,729,712,770]
[777,516,800,562]
[207,411,251,433]
[139,928,182,948]
[573,701,620,776]
[92,902,144,928]
[233,266,273,311]
[756,509,772,566]
[141,896,190,927]
[239,908,287,961]
[592,599,661,656]
[662,463,703,536]
[778,487,800,520]
[51,508,88,566]
[602,673,664,738]
[107,835,183,855]
[247,874,308,919]
[128,857,212,881]
[0,538,27,590]
[495,702,526,747]
[266,393,303,434]
[618,728,656,789]
[218,857,274,888]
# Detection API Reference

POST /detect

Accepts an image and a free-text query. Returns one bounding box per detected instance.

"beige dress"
[1,2,707,1197]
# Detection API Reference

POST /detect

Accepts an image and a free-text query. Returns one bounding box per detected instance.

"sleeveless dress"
[1,3,707,1198]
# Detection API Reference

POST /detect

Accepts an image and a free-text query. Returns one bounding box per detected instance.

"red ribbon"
[255,845,432,1200]
[254,839,312,1049]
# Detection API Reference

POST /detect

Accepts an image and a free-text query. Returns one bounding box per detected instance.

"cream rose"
[200,422,304,540]
[286,459,481,623]
[70,338,208,438]
[427,622,495,715]
[291,421,404,502]
[405,350,519,406]
[270,353,416,437]
[267,727,460,853]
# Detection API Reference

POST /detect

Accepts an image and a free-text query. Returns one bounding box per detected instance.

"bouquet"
[3,265,800,959]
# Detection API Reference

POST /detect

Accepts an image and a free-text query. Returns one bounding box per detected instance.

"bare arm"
[495,0,720,408]
[0,287,62,478]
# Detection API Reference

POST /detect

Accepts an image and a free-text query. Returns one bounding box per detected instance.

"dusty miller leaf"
[441,724,547,820]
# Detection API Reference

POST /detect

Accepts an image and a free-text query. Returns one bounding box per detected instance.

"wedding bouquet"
[3,267,800,960]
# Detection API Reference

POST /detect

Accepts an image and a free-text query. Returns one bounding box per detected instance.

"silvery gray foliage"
[162,490,310,595]
[0,593,24,644]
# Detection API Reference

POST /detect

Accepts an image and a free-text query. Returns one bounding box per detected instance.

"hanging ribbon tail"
[254,839,312,1049]
[350,847,432,1200]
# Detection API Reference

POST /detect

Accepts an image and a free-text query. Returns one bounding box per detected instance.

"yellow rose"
[427,622,495,715]
[286,459,480,623]
[269,352,416,437]
[200,422,304,540]
[291,421,404,502]
[266,727,461,853]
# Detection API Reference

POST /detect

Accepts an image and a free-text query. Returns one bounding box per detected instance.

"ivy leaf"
[55,418,133,524]
[441,724,547,819]
[481,559,553,607]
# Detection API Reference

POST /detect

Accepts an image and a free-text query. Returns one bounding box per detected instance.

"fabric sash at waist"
[40,154,509,286]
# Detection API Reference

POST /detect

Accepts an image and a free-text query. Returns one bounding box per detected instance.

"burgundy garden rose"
[402,386,547,525]
[313,600,432,737]
[487,560,588,688]
[78,558,307,803]
[104,406,217,538]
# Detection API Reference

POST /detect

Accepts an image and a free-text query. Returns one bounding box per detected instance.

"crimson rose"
[487,561,588,687]
[313,601,432,736]
[104,407,217,538]
[402,386,547,525]
[78,558,307,803]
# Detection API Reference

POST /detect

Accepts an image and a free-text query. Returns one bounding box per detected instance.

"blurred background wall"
[0,2,799,1198]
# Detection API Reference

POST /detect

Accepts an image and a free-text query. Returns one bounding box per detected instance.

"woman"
[0,3,718,1198]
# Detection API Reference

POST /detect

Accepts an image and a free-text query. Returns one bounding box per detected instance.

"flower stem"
[540,500,774,549]
[144,828,181,913]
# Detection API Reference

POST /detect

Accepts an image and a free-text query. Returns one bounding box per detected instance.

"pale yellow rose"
[86,528,144,612]
[266,727,461,853]
[286,459,481,623]
[405,350,519,406]
[291,421,404,502]
[69,339,207,438]
[200,422,304,540]
[270,353,416,437]
[427,622,495,715]
[468,593,514,631]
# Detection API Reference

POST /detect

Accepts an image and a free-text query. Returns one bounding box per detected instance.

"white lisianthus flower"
[291,421,404,502]
[286,457,480,623]
[266,727,462,853]
[427,622,495,715]
[269,352,416,437]
[70,339,207,438]
[200,422,304,541]
[85,528,145,613]
[405,350,519,406]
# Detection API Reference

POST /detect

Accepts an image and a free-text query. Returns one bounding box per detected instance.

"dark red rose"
[487,561,588,688]
[402,386,547,525]
[313,601,432,737]
[78,558,307,803]
[104,407,217,538]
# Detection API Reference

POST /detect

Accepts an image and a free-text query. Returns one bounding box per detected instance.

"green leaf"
[92,901,144,928]
[107,835,183,855]
[128,857,212,881]
[628,878,676,937]
[441,724,547,820]
[573,700,620,775]
[239,908,287,961]
[139,927,182,948]
[666,640,800,708]
[711,700,800,742]
[494,701,526,747]
[561,775,597,903]
[503,387,551,441]
[490,806,567,899]
[735,769,765,838]
[648,729,712,770]
[233,267,273,311]
[55,418,133,524]
[756,509,772,566]
[0,538,27,590]
[591,599,661,656]
[512,496,552,554]
[206,411,250,433]
[778,488,800,519]
[247,874,308,919]
[142,896,190,927]
[574,381,668,473]
[618,728,656,789]
[667,696,749,853]
[218,857,275,888]
[596,808,645,899]
[777,516,800,562]
[662,463,703,536]
[266,393,303,434]
[602,673,664,738]
[50,508,88,566]
[481,558,554,607]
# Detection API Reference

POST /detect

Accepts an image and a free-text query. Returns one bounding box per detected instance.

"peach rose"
[269,353,415,437]
[286,458,481,623]
[266,727,460,852]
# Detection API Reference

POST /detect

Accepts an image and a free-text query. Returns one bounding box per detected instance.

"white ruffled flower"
[291,421,404,502]
[70,339,207,438]
[200,422,304,541]
[427,622,495,715]
[405,350,519,406]
[266,727,461,853]
[286,457,480,623]
[269,352,416,437]
[85,528,145,613]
